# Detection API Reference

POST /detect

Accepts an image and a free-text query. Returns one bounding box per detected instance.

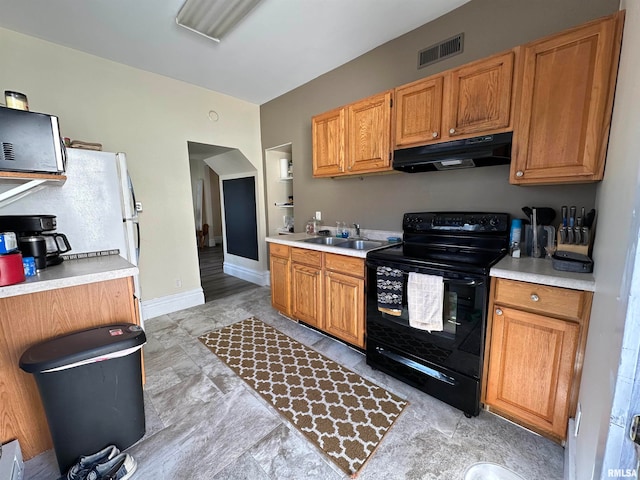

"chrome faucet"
[353,223,361,237]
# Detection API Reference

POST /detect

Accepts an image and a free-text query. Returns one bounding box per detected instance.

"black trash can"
[20,323,146,474]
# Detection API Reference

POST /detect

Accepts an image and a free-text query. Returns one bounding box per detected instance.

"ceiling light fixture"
[176,0,263,43]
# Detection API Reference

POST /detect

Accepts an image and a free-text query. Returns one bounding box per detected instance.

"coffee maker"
[0,215,71,269]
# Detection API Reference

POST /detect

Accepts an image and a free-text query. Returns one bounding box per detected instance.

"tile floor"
[25,286,564,479]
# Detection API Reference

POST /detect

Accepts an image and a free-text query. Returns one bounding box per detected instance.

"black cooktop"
[367,212,510,275]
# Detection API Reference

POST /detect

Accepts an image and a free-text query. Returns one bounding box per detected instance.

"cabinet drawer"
[269,243,290,258]
[494,278,585,321]
[324,253,364,277]
[291,247,322,267]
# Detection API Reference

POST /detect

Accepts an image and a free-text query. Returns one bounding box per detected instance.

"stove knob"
[489,217,499,227]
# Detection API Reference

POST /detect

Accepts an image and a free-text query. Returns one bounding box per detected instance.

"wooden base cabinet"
[291,247,323,329]
[0,277,139,460]
[324,254,365,348]
[269,243,291,316]
[483,278,592,442]
[268,243,366,348]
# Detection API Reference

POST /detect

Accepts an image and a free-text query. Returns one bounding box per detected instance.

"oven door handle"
[445,279,483,287]
[375,347,457,386]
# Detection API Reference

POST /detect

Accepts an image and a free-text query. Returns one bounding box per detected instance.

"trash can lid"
[19,323,146,373]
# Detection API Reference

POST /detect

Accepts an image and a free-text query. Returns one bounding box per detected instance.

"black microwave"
[0,106,66,174]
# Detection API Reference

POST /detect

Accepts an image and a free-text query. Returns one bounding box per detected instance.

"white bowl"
[464,462,526,480]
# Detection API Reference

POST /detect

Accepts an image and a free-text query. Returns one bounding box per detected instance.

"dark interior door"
[222,176,258,261]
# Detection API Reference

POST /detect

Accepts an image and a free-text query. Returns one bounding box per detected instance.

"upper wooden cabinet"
[445,51,516,138]
[510,11,625,185]
[394,50,516,148]
[312,107,345,177]
[346,91,393,174]
[312,90,393,177]
[395,76,444,147]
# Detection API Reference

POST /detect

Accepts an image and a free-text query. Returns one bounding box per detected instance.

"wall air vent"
[418,33,464,69]
[1,143,14,162]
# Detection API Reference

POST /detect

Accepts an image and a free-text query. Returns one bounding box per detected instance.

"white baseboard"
[223,262,270,287]
[141,288,205,320]
[565,418,576,480]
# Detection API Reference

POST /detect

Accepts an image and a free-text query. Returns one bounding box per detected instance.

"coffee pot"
[0,215,72,268]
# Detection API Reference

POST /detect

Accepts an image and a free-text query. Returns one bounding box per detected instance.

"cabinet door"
[394,76,444,147]
[324,270,365,348]
[346,90,393,174]
[292,263,323,328]
[485,306,579,440]
[511,13,623,184]
[445,50,515,138]
[269,254,291,315]
[312,107,345,177]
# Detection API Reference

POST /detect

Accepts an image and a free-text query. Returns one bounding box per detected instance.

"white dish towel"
[407,272,444,332]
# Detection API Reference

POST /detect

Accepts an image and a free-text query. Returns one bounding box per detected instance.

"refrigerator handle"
[135,220,140,263]
[128,174,138,218]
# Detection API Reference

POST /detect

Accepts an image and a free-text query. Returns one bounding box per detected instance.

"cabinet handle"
[516,170,524,177]
[449,128,456,134]
[432,131,438,138]
[530,294,539,302]
[496,308,503,316]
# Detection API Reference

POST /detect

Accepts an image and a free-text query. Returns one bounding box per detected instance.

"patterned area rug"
[199,317,407,477]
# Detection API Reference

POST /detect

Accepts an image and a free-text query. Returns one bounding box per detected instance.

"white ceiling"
[0,0,470,105]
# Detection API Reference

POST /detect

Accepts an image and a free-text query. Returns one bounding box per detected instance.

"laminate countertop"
[0,254,138,299]
[266,230,402,259]
[491,255,595,292]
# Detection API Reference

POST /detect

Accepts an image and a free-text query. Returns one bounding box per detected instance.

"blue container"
[0,232,18,254]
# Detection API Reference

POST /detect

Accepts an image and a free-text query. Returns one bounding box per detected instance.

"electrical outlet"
[135,201,143,212]
[574,402,582,437]
[315,211,322,221]
[175,279,182,288]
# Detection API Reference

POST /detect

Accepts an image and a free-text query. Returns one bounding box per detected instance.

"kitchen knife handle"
[561,206,568,227]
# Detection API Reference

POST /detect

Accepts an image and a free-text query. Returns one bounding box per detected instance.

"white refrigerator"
[1,149,141,295]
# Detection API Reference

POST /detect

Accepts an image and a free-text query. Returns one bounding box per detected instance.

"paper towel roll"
[279,158,290,179]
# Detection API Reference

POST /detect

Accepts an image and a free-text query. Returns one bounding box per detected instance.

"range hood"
[393,132,512,173]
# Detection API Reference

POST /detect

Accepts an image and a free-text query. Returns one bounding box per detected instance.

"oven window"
[366,263,488,377]
[377,271,484,340]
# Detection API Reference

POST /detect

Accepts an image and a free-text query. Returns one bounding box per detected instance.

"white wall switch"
[315,211,321,221]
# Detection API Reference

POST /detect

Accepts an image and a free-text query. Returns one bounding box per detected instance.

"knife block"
[556,230,591,257]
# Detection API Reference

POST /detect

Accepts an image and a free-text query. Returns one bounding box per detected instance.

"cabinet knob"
[449,128,456,134]
[432,131,439,138]
[496,308,503,316]
[530,294,540,302]
[516,170,524,177]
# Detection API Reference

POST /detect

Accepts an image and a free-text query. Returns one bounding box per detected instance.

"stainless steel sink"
[302,236,348,245]
[335,239,386,250]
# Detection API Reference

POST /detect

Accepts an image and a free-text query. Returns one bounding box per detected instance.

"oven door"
[365,257,489,416]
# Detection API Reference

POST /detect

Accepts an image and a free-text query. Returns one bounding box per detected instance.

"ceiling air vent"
[418,33,464,69]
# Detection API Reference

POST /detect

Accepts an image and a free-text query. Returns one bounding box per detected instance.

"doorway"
[187,141,257,302]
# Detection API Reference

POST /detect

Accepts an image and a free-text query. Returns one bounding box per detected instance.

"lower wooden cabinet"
[483,278,592,442]
[269,243,291,316]
[291,249,323,329]
[324,253,365,348]
[0,277,139,460]
[268,243,366,348]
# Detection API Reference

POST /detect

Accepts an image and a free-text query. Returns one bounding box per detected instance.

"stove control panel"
[403,212,509,233]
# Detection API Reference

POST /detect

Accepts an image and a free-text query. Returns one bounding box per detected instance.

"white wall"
[576,1,640,477]
[0,27,264,312]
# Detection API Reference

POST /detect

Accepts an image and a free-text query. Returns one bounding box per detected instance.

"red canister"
[0,252,26,286]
